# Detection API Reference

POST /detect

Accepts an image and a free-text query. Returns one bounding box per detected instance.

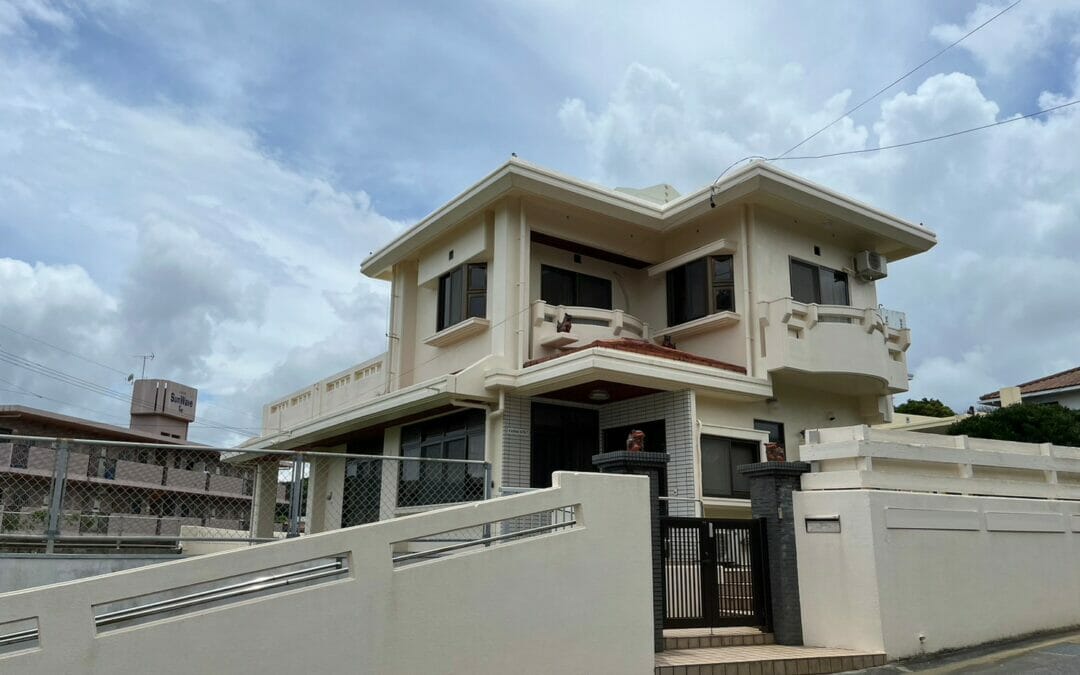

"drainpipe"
[740,204,755,377]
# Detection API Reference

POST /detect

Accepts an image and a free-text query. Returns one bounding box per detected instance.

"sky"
[1,0,1079,445]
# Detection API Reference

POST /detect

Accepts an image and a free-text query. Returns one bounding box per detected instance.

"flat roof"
[361,158,938,279]
[0,405,196,445]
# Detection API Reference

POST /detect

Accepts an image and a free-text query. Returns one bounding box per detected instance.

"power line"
[716,0,1024,181]
[775,0,1024,161]
[777,98,1079,161]
[0,322,129,376]
[0,323,263,423]
[0,349,262,435]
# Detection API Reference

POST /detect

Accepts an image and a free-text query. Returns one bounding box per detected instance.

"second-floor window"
[666,255,735,326]
[438,263,487,331]
[540,265,612,309]
[790,259,849,305]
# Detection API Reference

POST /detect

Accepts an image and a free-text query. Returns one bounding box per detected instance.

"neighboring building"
[245,158,937,519]
[0,380,260,541]
[979,366,1080,410]
[874,412,970,434]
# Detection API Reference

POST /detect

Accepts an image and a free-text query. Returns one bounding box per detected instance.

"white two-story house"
[246,158,936,523]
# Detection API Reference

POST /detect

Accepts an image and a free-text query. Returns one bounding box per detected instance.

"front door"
[661,517,770,629]
[530,402,599,488]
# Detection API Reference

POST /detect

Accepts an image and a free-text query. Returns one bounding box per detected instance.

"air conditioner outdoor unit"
[855,250,888,281]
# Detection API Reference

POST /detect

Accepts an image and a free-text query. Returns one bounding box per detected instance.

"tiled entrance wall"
[501,395,531,489]
[598,390,696,517]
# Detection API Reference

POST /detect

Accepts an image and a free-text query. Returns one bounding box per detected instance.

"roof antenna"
[133,353,155,379]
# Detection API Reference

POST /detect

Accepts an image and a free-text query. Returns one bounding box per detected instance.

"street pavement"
[856,630,1080,674]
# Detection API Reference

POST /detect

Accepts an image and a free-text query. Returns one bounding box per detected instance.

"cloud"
[0,19,404,444]
[552,49,1080,414]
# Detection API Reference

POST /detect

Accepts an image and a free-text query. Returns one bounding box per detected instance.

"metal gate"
[661,517,770,629]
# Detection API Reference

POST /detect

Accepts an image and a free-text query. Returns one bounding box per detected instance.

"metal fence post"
[44,438,71,554]
[287,453,305,538]
[481,462,493,543]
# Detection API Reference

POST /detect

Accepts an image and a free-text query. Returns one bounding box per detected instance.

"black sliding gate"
[661,517,770,629]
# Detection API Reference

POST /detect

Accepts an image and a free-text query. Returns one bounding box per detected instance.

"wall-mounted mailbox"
[805,517,841,534]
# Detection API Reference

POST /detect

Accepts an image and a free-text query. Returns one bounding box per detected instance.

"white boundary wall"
[0,472,654,675]
[794,426,1080,660]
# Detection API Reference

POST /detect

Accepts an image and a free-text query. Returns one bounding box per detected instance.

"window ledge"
[653,311,740,342]
[539,332,579,349]
[423,317,490,348]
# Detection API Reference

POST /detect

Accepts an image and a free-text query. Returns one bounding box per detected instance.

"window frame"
[666,254,736,327]
[788,257,850,306]
[437,262,487,332]
[699,434,760,500]
[753,419,786,450]
[539,264,613,310]
[398,410,486,507]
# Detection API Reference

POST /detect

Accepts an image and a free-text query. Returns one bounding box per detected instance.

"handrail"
[0,557,348,649]
[96,558,347,627]
[392,519,577,564]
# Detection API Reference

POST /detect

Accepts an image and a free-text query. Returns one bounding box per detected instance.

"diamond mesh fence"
[0,435,490,551]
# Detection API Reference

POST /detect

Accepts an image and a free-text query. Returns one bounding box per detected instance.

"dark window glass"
[701,435,760,499]
[577,273,613,309]
[437,263,486,330]
[398,410,485,507]
[753,419,785,447]
[540,265,612,309]
[789,259,819,304]
[789,259,849,306]
[666,255,734,326]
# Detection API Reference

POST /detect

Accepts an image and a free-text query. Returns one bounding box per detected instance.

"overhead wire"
[715,0,1025,181]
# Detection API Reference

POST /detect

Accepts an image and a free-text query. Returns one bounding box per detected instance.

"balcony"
[261,353,387,435]
[530,301,649,356]
[758,298,910,394]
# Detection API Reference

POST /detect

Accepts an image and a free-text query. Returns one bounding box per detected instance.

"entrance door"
[530,403,599,488]
[661,517,770,629]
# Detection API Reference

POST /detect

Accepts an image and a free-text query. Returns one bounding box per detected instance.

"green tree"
[895,397,956,418]
[948,403,1080,447]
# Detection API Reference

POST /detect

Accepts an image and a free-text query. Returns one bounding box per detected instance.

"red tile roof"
[524,338,747,374]
[980,366,1080,401]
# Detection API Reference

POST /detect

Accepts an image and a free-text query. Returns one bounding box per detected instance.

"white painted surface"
[0,472,654,675]
[796,427,1080,659]
[0,554,181,594]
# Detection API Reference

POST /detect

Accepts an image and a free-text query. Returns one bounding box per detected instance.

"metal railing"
[1,556,349,649]
[0,434,491,552]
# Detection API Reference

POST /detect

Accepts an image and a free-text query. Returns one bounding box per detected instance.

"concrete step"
[663,628,773,650]
[655,643,886,675]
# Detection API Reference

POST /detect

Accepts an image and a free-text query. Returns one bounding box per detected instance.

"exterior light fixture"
[588,388,611,402]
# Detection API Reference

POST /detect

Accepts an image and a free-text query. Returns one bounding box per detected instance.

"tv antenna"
[133,353,155,379]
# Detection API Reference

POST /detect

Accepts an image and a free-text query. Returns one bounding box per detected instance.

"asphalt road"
[858,630,1080,674]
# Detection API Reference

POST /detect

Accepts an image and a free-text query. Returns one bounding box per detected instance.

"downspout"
[518,201,530,365]
[740,203,755,378]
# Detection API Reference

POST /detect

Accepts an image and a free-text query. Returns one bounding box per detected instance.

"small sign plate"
[805,518,841,534]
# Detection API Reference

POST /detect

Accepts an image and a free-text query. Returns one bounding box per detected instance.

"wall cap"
[738,461,811,478]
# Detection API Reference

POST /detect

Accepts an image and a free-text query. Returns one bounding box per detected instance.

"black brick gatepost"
[738,461,812,645]
[592,450,669,653]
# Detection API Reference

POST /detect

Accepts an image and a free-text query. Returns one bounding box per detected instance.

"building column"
[251,459,280,539]
[379,427,401,522]
[739,461,812,645]
[593,450,670,653]
[306,445,347,534]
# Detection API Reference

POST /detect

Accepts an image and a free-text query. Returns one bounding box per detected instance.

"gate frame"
[660,516,772,630]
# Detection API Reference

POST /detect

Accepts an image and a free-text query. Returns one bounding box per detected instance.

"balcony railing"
[530,300,649,355]
[261,352,387,435]
[757,298,911,392]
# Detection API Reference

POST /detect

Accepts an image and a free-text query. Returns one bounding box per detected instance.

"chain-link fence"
[0,434,491,552]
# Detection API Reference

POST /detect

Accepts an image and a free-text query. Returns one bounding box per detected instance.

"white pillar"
[251,460,279,539]
[379,427,401,522]
[306,445,347,534]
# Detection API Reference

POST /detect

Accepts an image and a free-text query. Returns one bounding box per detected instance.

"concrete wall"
[0,554,181,595]
[0,472,654,675]
[795,426,1080,659]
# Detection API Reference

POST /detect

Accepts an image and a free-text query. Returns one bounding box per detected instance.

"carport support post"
[739,461,811,645]
[592,450,669,653]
